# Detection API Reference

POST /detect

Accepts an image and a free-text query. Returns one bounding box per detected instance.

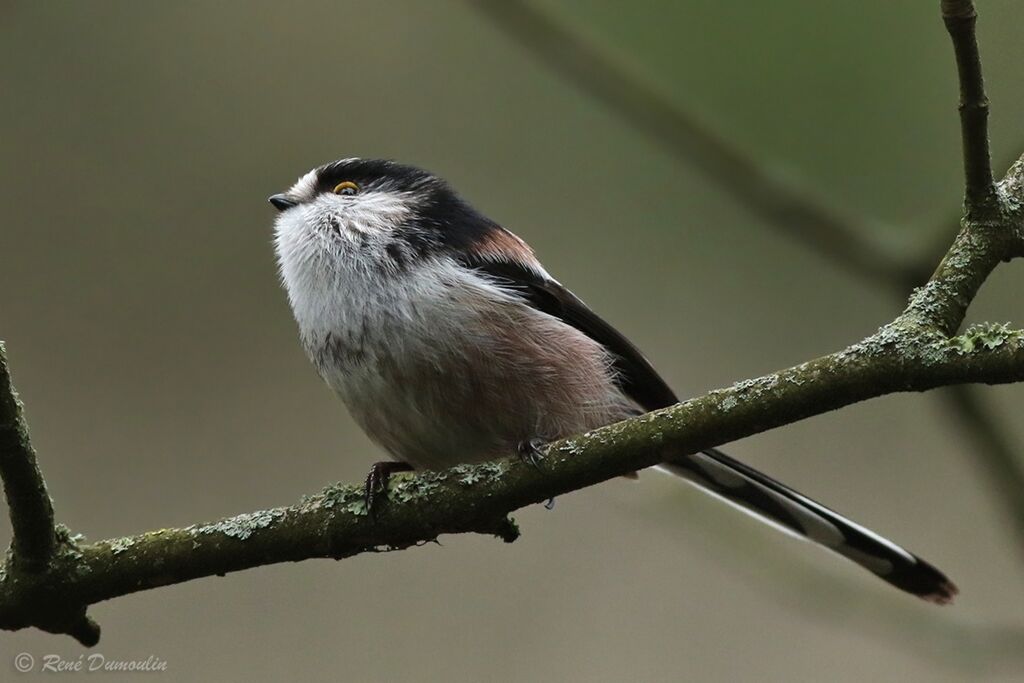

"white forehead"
[288,169,318,200]
[288,158,363,200]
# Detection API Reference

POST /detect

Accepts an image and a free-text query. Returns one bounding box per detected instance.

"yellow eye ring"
[333,181,359,196]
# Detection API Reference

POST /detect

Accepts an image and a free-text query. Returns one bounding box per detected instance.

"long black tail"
[658,448,957,604]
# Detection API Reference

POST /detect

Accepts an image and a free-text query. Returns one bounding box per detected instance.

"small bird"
[270,158,957,603]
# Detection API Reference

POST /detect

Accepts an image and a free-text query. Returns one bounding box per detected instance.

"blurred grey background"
[2,1,1024,681]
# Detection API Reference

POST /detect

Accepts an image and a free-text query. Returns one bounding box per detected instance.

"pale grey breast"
[311,258,637,470]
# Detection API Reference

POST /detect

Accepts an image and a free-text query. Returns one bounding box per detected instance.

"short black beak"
[268,194,298,211]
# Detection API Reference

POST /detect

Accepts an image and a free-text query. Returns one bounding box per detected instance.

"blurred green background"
[3,1,1024,681]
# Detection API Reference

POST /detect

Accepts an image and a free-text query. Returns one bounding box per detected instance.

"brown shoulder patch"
[471,227,536,265]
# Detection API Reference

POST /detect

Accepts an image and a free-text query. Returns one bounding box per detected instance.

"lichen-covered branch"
[901,162,1024,336]
[0,343,56,573]
[1,304,1023,641]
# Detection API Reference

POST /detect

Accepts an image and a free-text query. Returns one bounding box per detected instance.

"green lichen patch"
[391,473,444,503]
[53,524,86,562]
[728,374,781,403]
[106,538,136,556]
[454,465,484,486]
[194,508,286,540]
[319,483,369,517]
[451,460,513,488]
[553,438,584,457]
[346,498,369,517]
[903,281,950,324]
[947,322,1023,355]
[476,460,510,479]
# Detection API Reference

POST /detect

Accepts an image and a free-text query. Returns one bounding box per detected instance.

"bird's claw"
[363,461,414,517]
[517,438,548,469]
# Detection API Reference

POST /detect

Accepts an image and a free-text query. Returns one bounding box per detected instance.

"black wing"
[462,255,678,411]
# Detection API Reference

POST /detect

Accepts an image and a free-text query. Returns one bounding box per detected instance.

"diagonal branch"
[0,343,56,573]
[1,307,1023,628]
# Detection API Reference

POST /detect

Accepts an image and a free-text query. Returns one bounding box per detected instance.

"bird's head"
[270,158,492,266]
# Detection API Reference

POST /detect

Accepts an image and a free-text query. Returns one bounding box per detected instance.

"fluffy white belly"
[296,259,636,470]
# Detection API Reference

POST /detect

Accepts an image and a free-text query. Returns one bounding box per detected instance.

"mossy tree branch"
[2,291,1024,639]
[3,0,1024,648]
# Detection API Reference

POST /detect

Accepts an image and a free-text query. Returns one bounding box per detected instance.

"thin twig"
[942,0,997,215]
[0,343,56,573]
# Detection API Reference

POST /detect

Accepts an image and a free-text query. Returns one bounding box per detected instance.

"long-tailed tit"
[270,158,956,603]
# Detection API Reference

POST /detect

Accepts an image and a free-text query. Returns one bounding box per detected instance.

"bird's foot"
[516,438,549,469]
[517,439,556,509]
[364,461,415,517]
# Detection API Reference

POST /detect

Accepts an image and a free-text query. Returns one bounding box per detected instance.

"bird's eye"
[333,181,359,196]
